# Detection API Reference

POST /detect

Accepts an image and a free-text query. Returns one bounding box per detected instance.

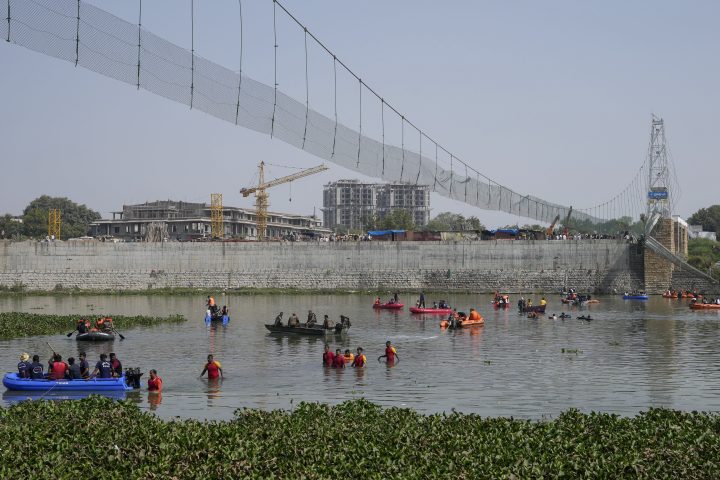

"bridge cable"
[270,0,277,137]
[356,78,361,167]
[136,0,141,89]
[301,28,309,148]
[74,0,80,66]
[6,0,9,42]
[190,0,194,109]
[381,98,385,176]
[400,116,405,181]
[331,55,337,158]
[234,0,243,125]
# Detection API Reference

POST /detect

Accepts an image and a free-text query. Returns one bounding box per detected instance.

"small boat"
[265,324,349,335]
[205,312,230,324]
[689,303,720,310]
[2,390,128,403]
[3,373,133,391]
[623,294,648,300]
[409,307,453,314]
[372,303,404,310]
[519,305,546,313]
[492,301,511,308]
[577,315,593,321]
[440,317,484,329]
[76,331,115,342]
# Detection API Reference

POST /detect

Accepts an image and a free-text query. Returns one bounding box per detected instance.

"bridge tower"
[645,115,671,232]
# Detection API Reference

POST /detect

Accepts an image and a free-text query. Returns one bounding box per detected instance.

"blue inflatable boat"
[623,294,649,300]
[3,373,133,392]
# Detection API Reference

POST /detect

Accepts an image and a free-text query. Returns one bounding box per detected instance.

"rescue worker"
[109,352,122,377]
[378,341,399,364]
[306,310,317,327]
[322,344,335,366]
[90,353,113,379]
[540,297,547,307]
[67,357,83,379]
[322,315,334,330]
[274,312,284,326]
[288,313,300,327]
[76,319,88,334]
[78,352,90,378]
[200,354,223,380]
[148,369,163,392]
[49,354,68,380]
[468,308,481,321]
[17,352,31,378]
[29,354,44,379]
[343,349,355,364]
[332,348,345,368]
[352,347,367,368]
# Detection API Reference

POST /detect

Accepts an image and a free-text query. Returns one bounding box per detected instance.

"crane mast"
[240,161,328,240]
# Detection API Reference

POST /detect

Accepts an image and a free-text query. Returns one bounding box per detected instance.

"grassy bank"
[0,398,718,478]
[0,313,185,340]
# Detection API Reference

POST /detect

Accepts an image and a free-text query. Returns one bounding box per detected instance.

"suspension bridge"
[2,0,716,290]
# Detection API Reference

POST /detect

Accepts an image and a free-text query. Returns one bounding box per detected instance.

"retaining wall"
[0,239,642,293]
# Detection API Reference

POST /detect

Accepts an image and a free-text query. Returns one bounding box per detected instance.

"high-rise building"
[322,180,430,231]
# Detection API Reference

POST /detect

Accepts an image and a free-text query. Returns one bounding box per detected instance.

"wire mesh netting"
[4,0,605,224]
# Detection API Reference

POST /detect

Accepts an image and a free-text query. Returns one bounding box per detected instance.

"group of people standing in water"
[323,341,398,368]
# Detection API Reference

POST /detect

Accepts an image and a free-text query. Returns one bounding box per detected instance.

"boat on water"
[3,373,133,392]
[623,294,648,300]
[373,303,404,310]
[204,312,230,324]
[2,390,128,403]
[76,331,115,342]
[689,303,720,310]
[440,317,484,329]
[264,324,349,335]
[409,307,453,314]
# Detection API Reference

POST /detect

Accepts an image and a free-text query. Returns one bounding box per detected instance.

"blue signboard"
[648,191,668,200]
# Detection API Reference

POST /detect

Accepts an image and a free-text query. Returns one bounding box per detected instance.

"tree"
[0,215,24,239]
[688,205,720,233]
[377,209,415,231]
[425,212,485,231]
[21,196,101,239]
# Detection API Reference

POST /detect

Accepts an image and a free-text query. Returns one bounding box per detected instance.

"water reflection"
[148,392,162,410]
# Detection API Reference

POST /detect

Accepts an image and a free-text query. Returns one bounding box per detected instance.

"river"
[1,293,719,420]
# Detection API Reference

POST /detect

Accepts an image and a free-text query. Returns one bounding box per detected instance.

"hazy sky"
[1,0,718,227]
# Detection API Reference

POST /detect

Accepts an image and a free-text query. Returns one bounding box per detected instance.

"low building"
[322,180,431,232]
[689,224,717,241]
[90,200,331,241]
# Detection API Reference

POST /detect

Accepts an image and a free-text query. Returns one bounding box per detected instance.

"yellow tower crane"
[240,161,328,240]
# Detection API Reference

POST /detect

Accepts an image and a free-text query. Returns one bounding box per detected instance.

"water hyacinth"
[0,398,718,478]
[0,312,185,339]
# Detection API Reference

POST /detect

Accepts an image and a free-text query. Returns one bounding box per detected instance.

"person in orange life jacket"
[49,353,69,380]
[374,297,381,305]
[109,352,122,377]
[29,354,44,380]
[378,341,399,364]
[322,344,335,366]
[148,369,163,392]
[352,347,367,368]
[90,353,113,379]
[332,349,345,368]
[17,352,31,378]
[201,354,223,379]
[343,349,355,363]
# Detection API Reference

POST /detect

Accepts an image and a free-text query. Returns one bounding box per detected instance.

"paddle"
[111,328,126,340]
[66,330,76,337]
[46,341,57,355]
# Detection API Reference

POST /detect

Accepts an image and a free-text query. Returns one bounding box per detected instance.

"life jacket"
[343,353,354,363]
[468,310,480,321]
[332,354,345,368]
[51,361,67,380]
[148,376,163,391]
[209,297,216,307]
[323,351,335,366]
[206,361,220,379]
[385,346,396,362]
[352,354,366,367]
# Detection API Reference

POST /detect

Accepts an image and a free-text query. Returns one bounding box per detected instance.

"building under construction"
[90,200,330,241]
[322,180,431,231]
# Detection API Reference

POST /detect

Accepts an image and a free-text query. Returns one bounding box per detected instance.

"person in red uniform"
[200,354,223,380]
[378,341,399,364]
[148,369,163,392]
[352,347,366,368]
[49,353,69,380]
[332,348,345,368]
[322,344,335,367]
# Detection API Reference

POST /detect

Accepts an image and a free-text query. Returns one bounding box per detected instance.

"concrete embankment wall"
[0,239,642,293]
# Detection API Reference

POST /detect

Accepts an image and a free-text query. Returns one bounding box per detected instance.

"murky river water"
[1,293,719,420]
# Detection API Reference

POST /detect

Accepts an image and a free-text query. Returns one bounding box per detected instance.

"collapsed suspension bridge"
[3,0,675,227]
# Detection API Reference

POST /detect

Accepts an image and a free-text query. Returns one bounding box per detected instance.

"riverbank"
[0,397,717,478]
[0,312,185,340]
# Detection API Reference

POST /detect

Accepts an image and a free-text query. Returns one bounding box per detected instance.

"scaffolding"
[48,209,61,239]
[210,193,224,239]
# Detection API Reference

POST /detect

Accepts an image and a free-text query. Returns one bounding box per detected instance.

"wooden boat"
[623,294,648,300]
[519,305,546,313]
[372,303,404,310]
[689,303,720,310]
[409,307,452,314]
[265,323,349,335]
[3,373,132,391]
[76,331,115,342]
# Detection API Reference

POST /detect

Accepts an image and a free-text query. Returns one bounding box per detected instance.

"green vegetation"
[0,313,185,340]
[688,205,720,233]
[1,398,719,478]
[0,195,101,240]
[366,209,416,231]
[425,212,484,232]
[688,237,720,280]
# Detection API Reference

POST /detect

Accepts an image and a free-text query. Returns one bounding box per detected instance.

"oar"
[112,328,126,340]
[46,341,57,355]
[66,330,76,337]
